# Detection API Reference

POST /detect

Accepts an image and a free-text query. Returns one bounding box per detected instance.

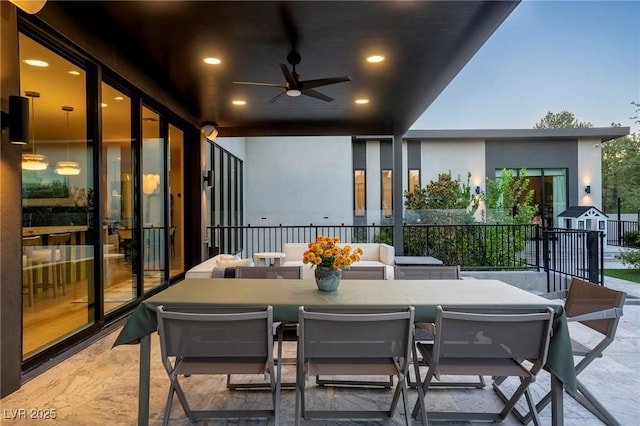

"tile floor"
[2,277,639,425]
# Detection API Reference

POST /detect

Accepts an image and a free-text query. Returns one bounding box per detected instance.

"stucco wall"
[244,136,353,226]
[419,139,486,190]
[577,137,603,210]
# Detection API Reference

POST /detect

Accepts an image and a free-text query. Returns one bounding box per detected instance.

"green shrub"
[616,249,640,271]
[623,231,640,248]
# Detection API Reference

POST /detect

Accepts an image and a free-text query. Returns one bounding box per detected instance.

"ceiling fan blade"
[269,91,287,104]
[300,76,351,90]
[302,89,334,103]
[279,64,297,87]
[233,81,287,88]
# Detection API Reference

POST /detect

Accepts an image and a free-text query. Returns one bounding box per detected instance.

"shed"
[557,206,608,246]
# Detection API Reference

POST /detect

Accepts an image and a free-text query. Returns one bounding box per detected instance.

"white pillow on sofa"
[215,257,254,268]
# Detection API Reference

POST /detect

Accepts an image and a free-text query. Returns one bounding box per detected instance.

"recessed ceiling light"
[232,100,246,106]
[68,70,80,76]
[355,99,369,104]
[23,59,48,67]
[204,57,221,65]
[101,103,108,107]
[366,55,385,63]
[114,96,124,101]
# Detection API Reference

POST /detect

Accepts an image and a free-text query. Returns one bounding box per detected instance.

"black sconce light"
[585,185,591,194]
[475,186,481,195]
[203,170,213,187]
[5,95,30,145]
[201,121,218,140]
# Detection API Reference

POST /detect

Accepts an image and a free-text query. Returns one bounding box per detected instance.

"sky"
[410,0,640,134]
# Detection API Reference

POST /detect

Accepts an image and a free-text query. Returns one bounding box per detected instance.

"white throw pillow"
[215,257,254,268]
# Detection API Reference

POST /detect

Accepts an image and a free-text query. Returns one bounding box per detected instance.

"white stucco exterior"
[244,136,353,226]
[577,137,603,210]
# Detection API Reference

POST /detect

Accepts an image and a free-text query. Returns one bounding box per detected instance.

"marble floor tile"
[2,304,639,425]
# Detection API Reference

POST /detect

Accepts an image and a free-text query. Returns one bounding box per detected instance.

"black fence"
[208,223,605,290]
[607,220,640,247]
[542,228,605,291]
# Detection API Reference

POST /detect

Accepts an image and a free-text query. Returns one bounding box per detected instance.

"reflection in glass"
[142,106,166,291]
[354,170,365,216]
[101,82,135,313]
[20,33,93,358]
[382,169,392,217]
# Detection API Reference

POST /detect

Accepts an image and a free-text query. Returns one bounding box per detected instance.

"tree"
[534,111,593,129]
[602,132,640,213]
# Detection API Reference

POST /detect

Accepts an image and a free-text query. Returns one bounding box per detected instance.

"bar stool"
[48,233,71,297]
[22,236,44,306]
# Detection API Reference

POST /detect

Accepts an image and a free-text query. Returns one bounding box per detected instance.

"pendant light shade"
[21,91,48,171]
[55,105,81,176]
[55,161,81,175]
[21,153,49,171]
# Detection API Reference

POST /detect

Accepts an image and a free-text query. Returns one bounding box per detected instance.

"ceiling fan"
[233,52,351,103]
[233,5,350,103]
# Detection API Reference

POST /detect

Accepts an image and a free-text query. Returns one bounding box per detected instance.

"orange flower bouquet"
[302,236,363,270]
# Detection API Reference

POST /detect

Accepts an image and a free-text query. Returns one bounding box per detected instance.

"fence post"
[587,231,600,284]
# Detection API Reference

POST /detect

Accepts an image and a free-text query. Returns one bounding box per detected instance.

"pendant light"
[21,91,48,171]
[55,106,81,176]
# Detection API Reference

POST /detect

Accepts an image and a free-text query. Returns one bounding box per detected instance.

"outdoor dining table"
[113,278,576,426]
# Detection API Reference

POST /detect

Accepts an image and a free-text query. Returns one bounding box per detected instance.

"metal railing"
[207,223,603,290]
[607,220,640,247]
[542,228,605,291]
[208,224,391,257]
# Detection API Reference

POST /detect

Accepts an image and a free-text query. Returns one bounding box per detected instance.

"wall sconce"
[8,0,47,14]
[201,121,218,140]
[585,185,591,194]
[475,186,481,195]
[203,170,213,187]
[8,96,29,145]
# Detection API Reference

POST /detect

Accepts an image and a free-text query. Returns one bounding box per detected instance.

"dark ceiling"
[38,1,519,137]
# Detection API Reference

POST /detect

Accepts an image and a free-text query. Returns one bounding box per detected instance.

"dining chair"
[231,265,301,390]
[394,265,460,279]
[47,233,71,297]
[411,305,555,425]
[236,265,302,279]
[341,265,386,280]
[295,305,425,426]
[394,264,483,388]
[493,277,626,425]
[314,265,393,388]
[156,305,280,425]
[22,235,45,306]
[117,227,133,261]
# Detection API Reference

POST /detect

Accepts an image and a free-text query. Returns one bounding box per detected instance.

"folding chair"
[493,278,626,425]
[316,265,392,388]
[156,305,280,425]
[394,265,460,279]
[231,265,301,390]
[395,265,484,388]
[411,305,554,425]
[341,265,386,280]
[295,305,426,426]
[236,265,302,279]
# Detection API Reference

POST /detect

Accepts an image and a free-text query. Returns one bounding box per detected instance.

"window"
[381,169,392,217]
[354,170,366,216]
[408,169,420,193]
[210,143,244,254]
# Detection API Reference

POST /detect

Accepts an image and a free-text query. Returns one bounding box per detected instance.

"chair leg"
[572,379,621,426]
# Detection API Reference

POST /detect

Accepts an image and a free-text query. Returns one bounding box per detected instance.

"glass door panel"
[20,33,93,357]
[101,82,136,312]
[168,124,184,277]
[142,106,166,291]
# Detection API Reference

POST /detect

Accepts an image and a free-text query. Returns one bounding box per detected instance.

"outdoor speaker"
[9,95,29,145]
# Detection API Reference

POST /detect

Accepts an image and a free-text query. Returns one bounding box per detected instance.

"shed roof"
[558,206,608,218]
